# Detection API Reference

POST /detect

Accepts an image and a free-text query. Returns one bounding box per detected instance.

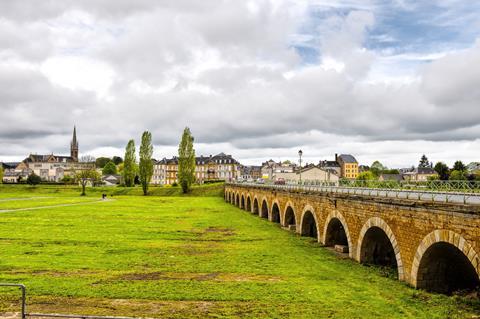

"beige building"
[402,167,438,182]
[152,153,240,185]
[273,165,339,184]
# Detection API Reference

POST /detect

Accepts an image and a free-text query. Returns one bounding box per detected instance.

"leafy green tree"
[178,127,196,193]
[26,172,42,185]
[123,140,136,187]
[434,162,450,180]
[61,175,74,184]
[0,166,3,184]
[139,131,154,196]
[102,161,117,175]
[95,157,111,168]
[419,154,430,168]
[370,161,386,176]
[383,169,400,174]
[453,161,466,172]
[449,170,467,181]
[357,171,376,181]
[112,156,123,165]
[75,169,100,196]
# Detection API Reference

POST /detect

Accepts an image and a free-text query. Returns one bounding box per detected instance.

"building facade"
[152,153,241,185]
[336,154,359,179]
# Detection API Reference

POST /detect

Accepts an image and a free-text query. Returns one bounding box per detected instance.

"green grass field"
[0,185,479,318]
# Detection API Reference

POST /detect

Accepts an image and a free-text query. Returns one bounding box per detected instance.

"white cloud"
[0,1,479,168]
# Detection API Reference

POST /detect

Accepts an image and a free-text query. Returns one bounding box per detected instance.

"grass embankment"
[0,188,478,318]
[0,183,224,198]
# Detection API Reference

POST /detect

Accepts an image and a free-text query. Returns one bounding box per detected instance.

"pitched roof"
[338,154,358,163]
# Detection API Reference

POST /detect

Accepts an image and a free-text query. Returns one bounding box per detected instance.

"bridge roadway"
[225,182,480,294]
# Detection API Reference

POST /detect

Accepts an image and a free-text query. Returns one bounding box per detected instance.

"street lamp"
[298,149,303,184]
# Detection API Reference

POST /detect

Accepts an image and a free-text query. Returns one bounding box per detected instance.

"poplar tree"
[139,131,154,195]
[178,127,196,193]
[123,139,136,187]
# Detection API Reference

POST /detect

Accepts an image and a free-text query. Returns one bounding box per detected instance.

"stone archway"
[283,203,296,231]
[411,230,480,294]
[260,198,269,219]
[240,195,245,210]
[246,195,252,212]
[235,193,240,207]
[253,197,259,215]
[357,217,404,280]
[322,211,353,257]
[299,205,319,242]
[271,201,280,223]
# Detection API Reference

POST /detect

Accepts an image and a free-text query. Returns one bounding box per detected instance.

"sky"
[0,0,479,168]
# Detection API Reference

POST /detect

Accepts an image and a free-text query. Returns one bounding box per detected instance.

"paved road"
[0,199,113,213]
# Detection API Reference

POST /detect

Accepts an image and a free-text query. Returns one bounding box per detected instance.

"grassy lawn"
[0,186,478,318]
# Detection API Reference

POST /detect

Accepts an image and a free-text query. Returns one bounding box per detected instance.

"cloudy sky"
[1,0,479,168]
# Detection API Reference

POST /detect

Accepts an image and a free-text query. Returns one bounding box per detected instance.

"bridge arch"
[322,210,353,257]
[260,197,269,219]
[240,194,245,210]
[299,205,320,242]
[253,196,259,215]
[270,200,281,223]
[357,217,404,280]
[236,193,240,207]
[411,230,480,294]
[282,201,296,229]
[246,195,252,212]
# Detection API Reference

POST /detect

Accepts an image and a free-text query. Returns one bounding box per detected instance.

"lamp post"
[298,149,303,184]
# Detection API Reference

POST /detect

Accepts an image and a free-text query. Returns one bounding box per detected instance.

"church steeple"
[70,126,79,162]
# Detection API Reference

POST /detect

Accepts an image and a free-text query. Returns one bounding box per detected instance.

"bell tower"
[70,126,79,162]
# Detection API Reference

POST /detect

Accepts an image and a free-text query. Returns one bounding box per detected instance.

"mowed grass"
[0,189,478,318]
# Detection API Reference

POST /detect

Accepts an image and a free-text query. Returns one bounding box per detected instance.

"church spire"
[71,125,79,162]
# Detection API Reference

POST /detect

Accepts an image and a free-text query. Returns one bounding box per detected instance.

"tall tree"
[123,140,136,187]
[139,131,154,195]
[419,154,430,168]
[178,127,196,193]
[434,162,450,180]
[453,160,466,172]
[102,161,117,175]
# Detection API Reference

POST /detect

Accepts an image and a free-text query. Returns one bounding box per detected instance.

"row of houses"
[240,154,359,183]
[152,153,241,185]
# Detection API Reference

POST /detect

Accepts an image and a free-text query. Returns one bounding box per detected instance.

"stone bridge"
[224,183,480,294]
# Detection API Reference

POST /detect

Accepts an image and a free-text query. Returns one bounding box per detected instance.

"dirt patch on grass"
[115,271,282,283]
[1,296,286,319]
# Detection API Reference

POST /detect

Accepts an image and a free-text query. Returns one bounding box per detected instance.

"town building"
[152,153,240,185]
[240,165,262,181]
[402,167,438,182]
[260,160,297,179]
[10,127,95,183]
[336,154,359,179]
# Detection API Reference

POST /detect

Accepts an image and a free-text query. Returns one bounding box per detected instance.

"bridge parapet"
[225,183,480,294]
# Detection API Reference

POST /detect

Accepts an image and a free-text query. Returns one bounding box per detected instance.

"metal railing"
[0,283,26,319]
[226,182,480,205]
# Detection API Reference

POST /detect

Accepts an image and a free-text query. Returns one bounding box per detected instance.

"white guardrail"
[226,182,480,205]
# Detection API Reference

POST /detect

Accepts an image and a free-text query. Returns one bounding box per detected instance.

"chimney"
[335,153,338,162]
